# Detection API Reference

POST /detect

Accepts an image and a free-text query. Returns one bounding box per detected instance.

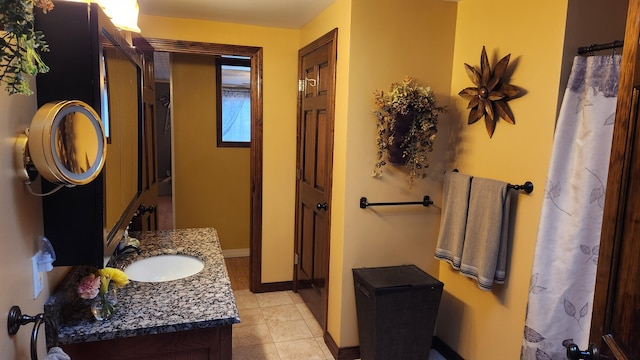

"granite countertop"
[45,227,239,345]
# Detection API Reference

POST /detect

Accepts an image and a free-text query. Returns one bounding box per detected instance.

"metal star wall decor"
[459,46,521,138]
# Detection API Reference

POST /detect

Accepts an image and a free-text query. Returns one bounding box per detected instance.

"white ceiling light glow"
[97,0,141,32]
[63,0,141,32]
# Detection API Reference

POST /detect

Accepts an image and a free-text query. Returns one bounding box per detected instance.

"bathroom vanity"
[45,228,239,360]
[34,4,238,357]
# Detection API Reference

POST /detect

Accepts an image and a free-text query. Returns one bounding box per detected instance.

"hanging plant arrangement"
[459,46,522,138]
[373,76,446,186]
[0,0,54,95]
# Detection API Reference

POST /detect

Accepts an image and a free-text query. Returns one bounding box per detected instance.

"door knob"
[137,204,155,215]
[566,343,599,360]
[316,202,328,211]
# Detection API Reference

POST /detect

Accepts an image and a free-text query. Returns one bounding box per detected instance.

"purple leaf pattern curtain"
[521,54,621,360]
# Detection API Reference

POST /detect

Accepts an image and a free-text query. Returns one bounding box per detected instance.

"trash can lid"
[353,265,443,293]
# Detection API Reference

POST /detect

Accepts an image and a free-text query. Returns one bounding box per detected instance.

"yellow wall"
[302,0,458,347]
[170,53,250,250]
[437,1,627,358]
[344,0,457,347]
[1,80,70,358]
[439,1,567,358]
[139,16,300,278]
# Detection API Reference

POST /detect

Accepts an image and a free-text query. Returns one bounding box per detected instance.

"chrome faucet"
[113,244,141,258]
[110,244,141,269]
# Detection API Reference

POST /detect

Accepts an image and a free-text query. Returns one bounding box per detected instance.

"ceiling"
[137,0,336,29]
[143,0,334,82]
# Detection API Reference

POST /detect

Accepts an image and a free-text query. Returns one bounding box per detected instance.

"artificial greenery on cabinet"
[0,0,53,95]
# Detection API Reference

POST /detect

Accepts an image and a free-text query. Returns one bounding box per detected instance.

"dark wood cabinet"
[61,326,232,360]
[35,2,155,266]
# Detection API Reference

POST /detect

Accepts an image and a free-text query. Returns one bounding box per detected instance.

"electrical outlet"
[32,254,44,299]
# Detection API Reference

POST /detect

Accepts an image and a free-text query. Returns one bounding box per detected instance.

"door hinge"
[294,253,299,265]
[296,168,302,181]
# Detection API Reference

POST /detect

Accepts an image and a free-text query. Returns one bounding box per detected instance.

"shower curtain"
[521,54,621,360]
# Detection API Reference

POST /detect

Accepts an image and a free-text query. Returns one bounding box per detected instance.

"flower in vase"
[77,267,129,320]
[77,273,100,300]
[97,267,130,293]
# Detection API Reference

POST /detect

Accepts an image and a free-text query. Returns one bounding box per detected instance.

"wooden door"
[589,0,640,358]
[131,36,159,232]
[294,29,337,330]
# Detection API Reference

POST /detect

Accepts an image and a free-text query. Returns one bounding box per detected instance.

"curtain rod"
[577,40,623,55]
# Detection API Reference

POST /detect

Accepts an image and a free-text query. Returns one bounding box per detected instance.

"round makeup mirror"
[15,100,107,187]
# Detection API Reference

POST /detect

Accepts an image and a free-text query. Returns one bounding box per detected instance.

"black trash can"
[353,265,444,360]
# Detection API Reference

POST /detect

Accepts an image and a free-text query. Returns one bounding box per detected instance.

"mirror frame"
[99,23,145,265]
[144,38,264,292]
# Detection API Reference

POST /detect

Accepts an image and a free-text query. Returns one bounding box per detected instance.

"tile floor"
[232,289,332,360]
[232,289,447,360]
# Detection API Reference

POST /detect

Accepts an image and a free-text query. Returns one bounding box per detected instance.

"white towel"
[434,171,472,269]
[459,177,511,290]
[46,346,71,360]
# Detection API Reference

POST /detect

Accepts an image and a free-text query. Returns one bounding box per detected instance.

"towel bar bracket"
[7,305,39,336]
[7,305,56,360]
[360,196,434,209]
[508,181,534,194]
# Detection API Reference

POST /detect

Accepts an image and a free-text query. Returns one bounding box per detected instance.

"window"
[216,56,251,147]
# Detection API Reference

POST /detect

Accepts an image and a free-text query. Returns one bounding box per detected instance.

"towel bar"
[360,196,434,209]
[451,169,534,194]
[7,305,57,360]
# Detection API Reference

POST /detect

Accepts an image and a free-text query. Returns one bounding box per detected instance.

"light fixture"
[62,0,141,33]
[97,0,141,33]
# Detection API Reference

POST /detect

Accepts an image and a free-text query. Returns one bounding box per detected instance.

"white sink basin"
[124,254,205,282]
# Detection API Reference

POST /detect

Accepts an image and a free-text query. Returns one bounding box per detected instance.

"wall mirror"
[101,29,143,258]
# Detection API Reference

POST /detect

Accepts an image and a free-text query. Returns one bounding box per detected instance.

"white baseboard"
[222,248,250,258]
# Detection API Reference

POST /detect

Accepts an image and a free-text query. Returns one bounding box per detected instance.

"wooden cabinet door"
[590,0,640,358]
[62,326,231,360]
